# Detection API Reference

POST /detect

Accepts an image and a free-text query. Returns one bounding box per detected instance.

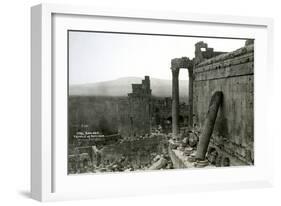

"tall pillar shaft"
[188,68,193,128]
[171,68,180,137]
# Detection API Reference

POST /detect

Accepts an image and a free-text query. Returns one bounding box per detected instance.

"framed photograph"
[31,3,274,201]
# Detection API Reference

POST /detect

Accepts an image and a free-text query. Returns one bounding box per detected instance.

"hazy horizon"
[69,75,185,86]
[69,76,189,99]
[69,31,246,85]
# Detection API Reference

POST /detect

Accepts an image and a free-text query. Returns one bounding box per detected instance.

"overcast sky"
[69,31,246,85]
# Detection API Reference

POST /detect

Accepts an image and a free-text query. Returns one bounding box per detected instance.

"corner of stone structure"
[194,41,226,65]
[245,39,254,46]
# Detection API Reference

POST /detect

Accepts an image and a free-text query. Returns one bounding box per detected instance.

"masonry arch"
[170,57,193,137]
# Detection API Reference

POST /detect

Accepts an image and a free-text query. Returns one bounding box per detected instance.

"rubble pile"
[148,154,173,170]
[168,129,213,168]
[91,152,173,173]
[72,134,172,173]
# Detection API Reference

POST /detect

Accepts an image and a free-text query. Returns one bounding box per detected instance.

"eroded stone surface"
[68,40,254,174]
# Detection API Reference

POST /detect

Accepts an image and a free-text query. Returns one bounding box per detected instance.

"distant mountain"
[69,77,189,100]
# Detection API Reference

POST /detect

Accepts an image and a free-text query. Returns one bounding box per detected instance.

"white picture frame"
[31,3,274,202]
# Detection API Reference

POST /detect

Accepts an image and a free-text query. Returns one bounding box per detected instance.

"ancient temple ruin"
[119,76,152,137]
[169,40,254,167]
[68,39,254,174]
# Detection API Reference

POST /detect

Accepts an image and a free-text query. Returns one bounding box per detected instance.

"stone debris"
[153,155,161,162]
[149,157,168,170]
[183,147,193,156]
[194,159,209,168]
[169,139,180,149]
[181,137,189,147]
[187,155,196,163]
[188,132,199,148]
[177,145,185,152]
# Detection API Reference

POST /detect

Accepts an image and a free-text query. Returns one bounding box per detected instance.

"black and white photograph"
[67,31,254,174]
[1,0,280,204]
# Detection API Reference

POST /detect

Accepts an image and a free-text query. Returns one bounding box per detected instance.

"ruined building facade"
[171,40,254,166]
[118,76,152,137]
[193,41,254,166]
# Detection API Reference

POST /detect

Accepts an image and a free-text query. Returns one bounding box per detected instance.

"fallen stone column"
[196,91,223,160]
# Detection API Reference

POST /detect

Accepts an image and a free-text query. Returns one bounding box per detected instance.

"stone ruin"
[169,40,254,167]
[118,76,152,138]
[68,40,254,173]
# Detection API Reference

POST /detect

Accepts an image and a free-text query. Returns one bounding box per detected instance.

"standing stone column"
[188,68,193,128]
[171,67,180,137]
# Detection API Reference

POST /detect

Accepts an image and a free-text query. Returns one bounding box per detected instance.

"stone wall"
[120,76,152,137]
[192,42,254,165]
[151,97,189,133]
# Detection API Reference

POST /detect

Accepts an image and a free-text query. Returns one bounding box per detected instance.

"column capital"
[171,57,192,70]
[171,67,180,76]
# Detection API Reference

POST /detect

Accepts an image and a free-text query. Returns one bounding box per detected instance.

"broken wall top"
[196,44,254,68]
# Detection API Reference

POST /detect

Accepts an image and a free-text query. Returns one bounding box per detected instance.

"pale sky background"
[69,31,247,85]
